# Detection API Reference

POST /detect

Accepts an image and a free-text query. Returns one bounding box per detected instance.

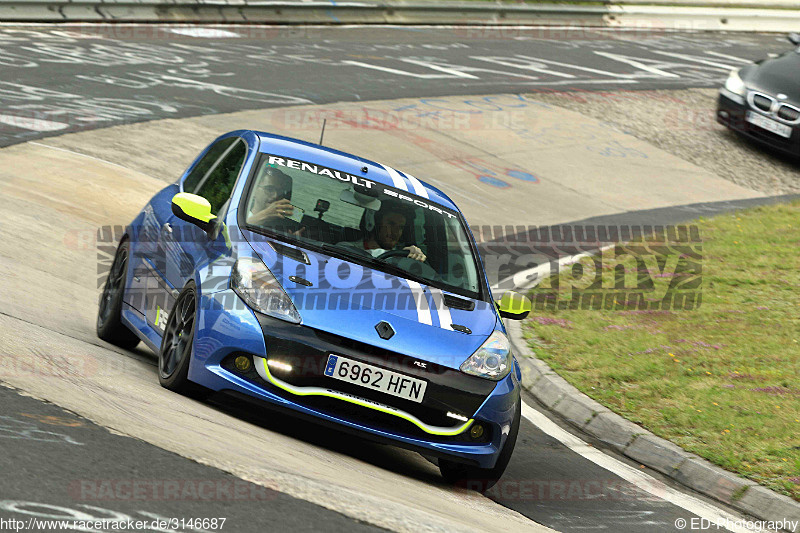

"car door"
[142,137,237,332]
[124,185,177,314]
[147,137,248,334]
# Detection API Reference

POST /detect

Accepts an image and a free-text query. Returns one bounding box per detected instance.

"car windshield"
[243,153,483,300]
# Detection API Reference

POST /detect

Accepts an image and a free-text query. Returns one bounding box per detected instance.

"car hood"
[243,232,499,370]
[742,51,800,102]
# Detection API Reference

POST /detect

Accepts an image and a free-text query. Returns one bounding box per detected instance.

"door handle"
[163,223,173,234]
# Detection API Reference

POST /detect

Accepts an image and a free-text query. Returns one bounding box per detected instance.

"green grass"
[522,201,800,500]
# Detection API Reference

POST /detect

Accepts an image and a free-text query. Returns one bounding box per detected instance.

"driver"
[340,201,426,262]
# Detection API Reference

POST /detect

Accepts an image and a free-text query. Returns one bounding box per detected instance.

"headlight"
[231,257,301,324]
[724,69,747,97]
[460,330,512,381]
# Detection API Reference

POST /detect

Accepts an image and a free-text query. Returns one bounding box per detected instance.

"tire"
[96,239,140,349]
[158,282,207,398]
[439,397,521,492]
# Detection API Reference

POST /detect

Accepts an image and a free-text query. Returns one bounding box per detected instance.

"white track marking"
[399,58,481,79]
[594,51,681,78]
[0,115,68,132]
[650,50,737,70]
[704,51,753,63]
[520,402,766,533]
[498,55,639,79]
[341,60,453,79]
[168,27,240,38]
[28,142,136,173]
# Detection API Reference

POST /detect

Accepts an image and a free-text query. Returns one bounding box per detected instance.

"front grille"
[777,104,800,122]
[746,123,792,148]
[752,93,773,112]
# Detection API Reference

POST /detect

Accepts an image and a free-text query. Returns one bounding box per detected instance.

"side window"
[183,138,237,194]
[195,140,247,215]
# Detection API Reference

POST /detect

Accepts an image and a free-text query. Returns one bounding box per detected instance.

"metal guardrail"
[0,1,603,24]
[2,0,800,32]
[610,0,800,7]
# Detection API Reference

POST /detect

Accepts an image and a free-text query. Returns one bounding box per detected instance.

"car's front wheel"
[97,239,140,349]
[439,397,521,492]
[158,282,200,394]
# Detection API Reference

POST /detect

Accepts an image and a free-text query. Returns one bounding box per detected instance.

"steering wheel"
[377,249,441,281]
[377,249,413,260]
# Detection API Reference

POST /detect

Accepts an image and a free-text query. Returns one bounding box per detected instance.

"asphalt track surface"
[0,25,795,533]
[0,384,386,533]
[0,25,791,147]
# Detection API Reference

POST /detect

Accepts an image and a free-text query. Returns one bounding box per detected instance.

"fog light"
[267,359,293,373]
[234,355,252,372]
[469,423,485,440]
[446,411,468,422]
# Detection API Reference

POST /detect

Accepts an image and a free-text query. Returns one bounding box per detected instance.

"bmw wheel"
[96,239,140,349]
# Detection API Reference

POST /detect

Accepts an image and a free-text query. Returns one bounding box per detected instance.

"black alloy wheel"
[96,239,140,349]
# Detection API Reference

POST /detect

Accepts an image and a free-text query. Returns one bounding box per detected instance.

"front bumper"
[188,289,520,469]
[717,89,800,156]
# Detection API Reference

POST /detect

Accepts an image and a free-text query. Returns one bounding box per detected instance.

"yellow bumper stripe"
[254,356,473,437]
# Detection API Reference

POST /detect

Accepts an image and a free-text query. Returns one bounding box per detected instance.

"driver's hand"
[404,245,426,262]
[251,199,294,224]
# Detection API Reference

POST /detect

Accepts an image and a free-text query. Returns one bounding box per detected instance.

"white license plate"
[323,354,427,403]
[746,111,792,138]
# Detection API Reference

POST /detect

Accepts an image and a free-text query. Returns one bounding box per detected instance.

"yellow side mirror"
[171,193,217,232]
[496,291,532,320]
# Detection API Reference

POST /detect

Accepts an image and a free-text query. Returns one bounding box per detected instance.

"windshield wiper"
[320,244,431,287]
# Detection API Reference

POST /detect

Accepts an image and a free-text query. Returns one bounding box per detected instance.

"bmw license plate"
[746,111,792,138]
[324,354,427,403]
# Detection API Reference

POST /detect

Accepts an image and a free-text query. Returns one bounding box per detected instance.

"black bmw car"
[717,33,800,156]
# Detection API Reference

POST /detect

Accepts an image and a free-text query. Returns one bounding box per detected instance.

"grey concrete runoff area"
[1,23,799,533]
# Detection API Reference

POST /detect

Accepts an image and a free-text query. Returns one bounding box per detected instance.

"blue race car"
[97,130,532,490]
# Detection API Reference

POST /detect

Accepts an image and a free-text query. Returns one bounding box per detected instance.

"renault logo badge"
[375,321,395,340]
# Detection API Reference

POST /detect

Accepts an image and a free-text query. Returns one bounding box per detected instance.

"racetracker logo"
[68,479,277,502]
[457,477,667,502]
